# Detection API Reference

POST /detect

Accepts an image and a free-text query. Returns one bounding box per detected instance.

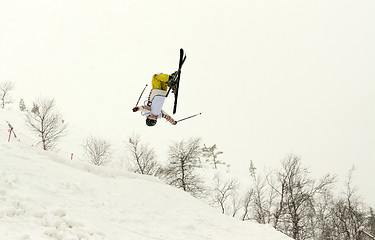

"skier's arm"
[161,112,177,125]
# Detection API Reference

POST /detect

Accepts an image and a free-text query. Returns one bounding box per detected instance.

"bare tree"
[83,136,111,166]
[280,154,336,240]
[230,191,243,218]
[210,173,239,215]
[202,144,225,169]
[264,154,336,240]
[161,138,206,198]
[267,166,289,229]
[126,134,160,175]
[329,167,367,240]
[241,189,255,221]
[313,190,336,240]
[249,160,274,224]
[25,98,67,150]
[367,208,375,239]
[0,81,15,108]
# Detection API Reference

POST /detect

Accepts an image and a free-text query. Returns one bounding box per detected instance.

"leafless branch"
[25,98,67,150]
[0,81,15,108]
[83,136,111,166]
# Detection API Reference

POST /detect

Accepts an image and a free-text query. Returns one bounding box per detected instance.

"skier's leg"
[152,73,169,91]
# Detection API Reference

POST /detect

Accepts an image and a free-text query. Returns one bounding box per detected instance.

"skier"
[132,72,178,127]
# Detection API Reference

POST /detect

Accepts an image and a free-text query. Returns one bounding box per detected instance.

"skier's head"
[146,115,158,127]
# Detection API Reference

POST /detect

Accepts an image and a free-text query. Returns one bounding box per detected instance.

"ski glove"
[132,107,139,112]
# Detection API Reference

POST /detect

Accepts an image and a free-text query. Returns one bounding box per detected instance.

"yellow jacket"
[152,73,170,91]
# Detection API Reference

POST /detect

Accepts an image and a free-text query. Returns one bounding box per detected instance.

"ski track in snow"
[0,109,292,240]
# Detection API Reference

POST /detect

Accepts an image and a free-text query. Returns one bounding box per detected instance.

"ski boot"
[167,71,178,93]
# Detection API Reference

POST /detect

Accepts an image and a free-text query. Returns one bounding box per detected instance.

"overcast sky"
[1,0,374,204]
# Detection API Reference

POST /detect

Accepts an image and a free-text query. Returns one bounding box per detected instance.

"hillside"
[0,109,292,240]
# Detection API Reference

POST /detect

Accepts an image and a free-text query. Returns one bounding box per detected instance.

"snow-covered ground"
[0,109,292,240]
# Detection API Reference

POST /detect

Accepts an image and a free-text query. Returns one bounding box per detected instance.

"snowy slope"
[0,109,292,240]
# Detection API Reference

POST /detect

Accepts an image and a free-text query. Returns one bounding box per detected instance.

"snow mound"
[0,109,291,240]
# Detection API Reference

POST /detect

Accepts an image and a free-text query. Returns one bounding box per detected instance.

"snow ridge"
[0,109,291,240]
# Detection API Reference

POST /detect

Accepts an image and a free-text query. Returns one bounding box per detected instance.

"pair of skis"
[168,49,201,122]
[166,48,186,114]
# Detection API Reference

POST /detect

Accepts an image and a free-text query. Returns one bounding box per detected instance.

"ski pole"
[135,84,148,107]
[177,113,202,123]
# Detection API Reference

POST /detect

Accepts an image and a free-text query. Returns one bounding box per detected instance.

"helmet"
[146,118,157,127]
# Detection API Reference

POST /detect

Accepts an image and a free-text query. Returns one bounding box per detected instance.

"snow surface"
[0,109,292,240]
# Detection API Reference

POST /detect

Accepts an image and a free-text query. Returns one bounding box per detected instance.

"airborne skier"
[132,49,187,127]
[132,72,179,127]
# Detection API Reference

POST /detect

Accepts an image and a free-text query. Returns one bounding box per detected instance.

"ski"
[172,48,186,114]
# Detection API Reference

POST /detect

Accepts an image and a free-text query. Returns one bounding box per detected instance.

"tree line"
[125,136,375,240]
[2,81,374,240]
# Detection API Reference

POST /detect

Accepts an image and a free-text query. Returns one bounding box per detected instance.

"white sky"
[1,0,374,204]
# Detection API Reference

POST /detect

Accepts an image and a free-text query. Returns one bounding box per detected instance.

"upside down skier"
[132,72,179,127]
